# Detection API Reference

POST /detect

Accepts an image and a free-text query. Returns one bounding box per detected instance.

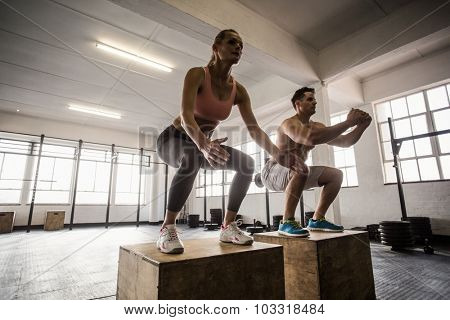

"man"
[261,87,372,236]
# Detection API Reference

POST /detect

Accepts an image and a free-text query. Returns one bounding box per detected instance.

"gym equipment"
[188,214,200,228]
[44,211,65,231]
[204,223,218,231]
[272,215,283,231]
[117,239,285,299]
[379,221,414,250]
[246,219,264,235]
[0,212,15,234]
[386,118,449,251]
[254,230,375,299]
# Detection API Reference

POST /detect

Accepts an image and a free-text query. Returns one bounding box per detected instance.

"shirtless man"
[261,87,372,236]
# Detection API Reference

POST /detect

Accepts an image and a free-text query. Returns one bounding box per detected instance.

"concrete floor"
[0,225,449,300]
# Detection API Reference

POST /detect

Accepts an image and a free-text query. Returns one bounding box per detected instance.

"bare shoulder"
[235,80,249,104]
[185,67,205,82]
[281,116,299,131]
[311,121,326,128]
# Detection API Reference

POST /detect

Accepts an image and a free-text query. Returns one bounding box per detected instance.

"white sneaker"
[157,224,184,254]
[220,221,253,245]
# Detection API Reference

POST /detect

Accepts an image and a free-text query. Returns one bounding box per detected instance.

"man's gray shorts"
[261,159,326,192]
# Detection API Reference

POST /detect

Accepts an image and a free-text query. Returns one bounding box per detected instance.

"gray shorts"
[261,159,326,192]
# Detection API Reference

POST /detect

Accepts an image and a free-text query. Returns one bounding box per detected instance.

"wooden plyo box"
[44,211,65,231]
[253,230,376,300]
[117,238,285,300]
[0,212,15,234]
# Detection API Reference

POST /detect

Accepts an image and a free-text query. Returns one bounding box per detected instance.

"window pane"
[334,150,345,167]
[76,192,108,204]
[36,158,54,189]
[346,166,358,186]
[35,191,69,204]
[224,185,230,196]
[406,92,426,115]
[383,142,393,161]
[116,164,132,193]
[0,154,27,189]
[440,155,450,179]
[438,134,450,153]
[196,188,204,197]
[394,118,412,138]
[427,86,448,110]
[418,157,439,181]
[0,190,21,203]
[341,168,348,187]
[414,138,432,157]
[375,102,392,122]
[212,185,222,196]
[399,140,415,159]
[410,115,428,135]
[117,153,133,164]
[391,97,408,119]
[95,163,110,192]
[400,159,420,182]
[344,148,356,166]
[433,109,450,131]
[212,170,223,184]
[379,123,391,141]
[53,159,73,190]
[78,161,96,191]
[115,192,138,205]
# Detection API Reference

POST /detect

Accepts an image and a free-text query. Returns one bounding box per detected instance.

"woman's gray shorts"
[261,159,326,191]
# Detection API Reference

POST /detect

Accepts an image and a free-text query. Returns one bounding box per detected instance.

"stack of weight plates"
[404,217,432,244]
[272,215,283,231]
[379,221,414,250]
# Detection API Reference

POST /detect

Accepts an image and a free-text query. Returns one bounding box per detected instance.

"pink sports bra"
[194,67,237,123]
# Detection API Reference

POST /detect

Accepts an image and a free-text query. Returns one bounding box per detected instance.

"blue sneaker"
[307,218,344,232]
[278,220,310,237]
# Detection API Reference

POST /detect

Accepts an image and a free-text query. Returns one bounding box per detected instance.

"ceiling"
[236,0,414,50]
[0,0,276,132]
[0,0,448,133]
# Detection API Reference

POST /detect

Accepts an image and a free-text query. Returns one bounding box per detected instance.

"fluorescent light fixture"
[96,42,172,73]
[68,104,121,119]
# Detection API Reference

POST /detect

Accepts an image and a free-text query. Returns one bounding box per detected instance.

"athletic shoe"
[157,224,184,254]
[278,219,310,237]
[220,221,254,245]
[307,218,344,232]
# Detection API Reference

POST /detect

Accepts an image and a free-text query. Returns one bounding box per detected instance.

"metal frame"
[27,134,44,233]
[105,144,115,228]
[136,148,144,227]
[388,117,450,219]
[69,140,83,230]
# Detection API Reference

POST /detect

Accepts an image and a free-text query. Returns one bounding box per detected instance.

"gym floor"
[0,225,448,300]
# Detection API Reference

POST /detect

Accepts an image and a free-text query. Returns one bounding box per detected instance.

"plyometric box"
[254,230,376,300]
[117,238,285,300]
[0,212,15,234]
[44,211,65,231]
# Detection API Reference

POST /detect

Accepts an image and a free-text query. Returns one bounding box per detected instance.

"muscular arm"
[179,67,209,150]
[235,82,279,157]
[327,121,371,148]
[282,118,356,146]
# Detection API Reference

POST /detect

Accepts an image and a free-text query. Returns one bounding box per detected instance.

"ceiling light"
[96,42,172,73]
[16,109,20,112]
[68,104,121,119]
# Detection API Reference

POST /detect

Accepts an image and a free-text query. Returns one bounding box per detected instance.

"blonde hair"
[207,29,239,67]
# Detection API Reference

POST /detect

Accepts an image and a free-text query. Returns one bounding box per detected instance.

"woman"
[157,29,307,254]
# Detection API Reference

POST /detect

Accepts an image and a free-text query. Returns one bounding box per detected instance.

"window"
[29,144,75,204]
[330,113,358,187]
[76,148,111,204]
[375,83,450,183]
[115,152,149,205]
[0,139,30,203]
